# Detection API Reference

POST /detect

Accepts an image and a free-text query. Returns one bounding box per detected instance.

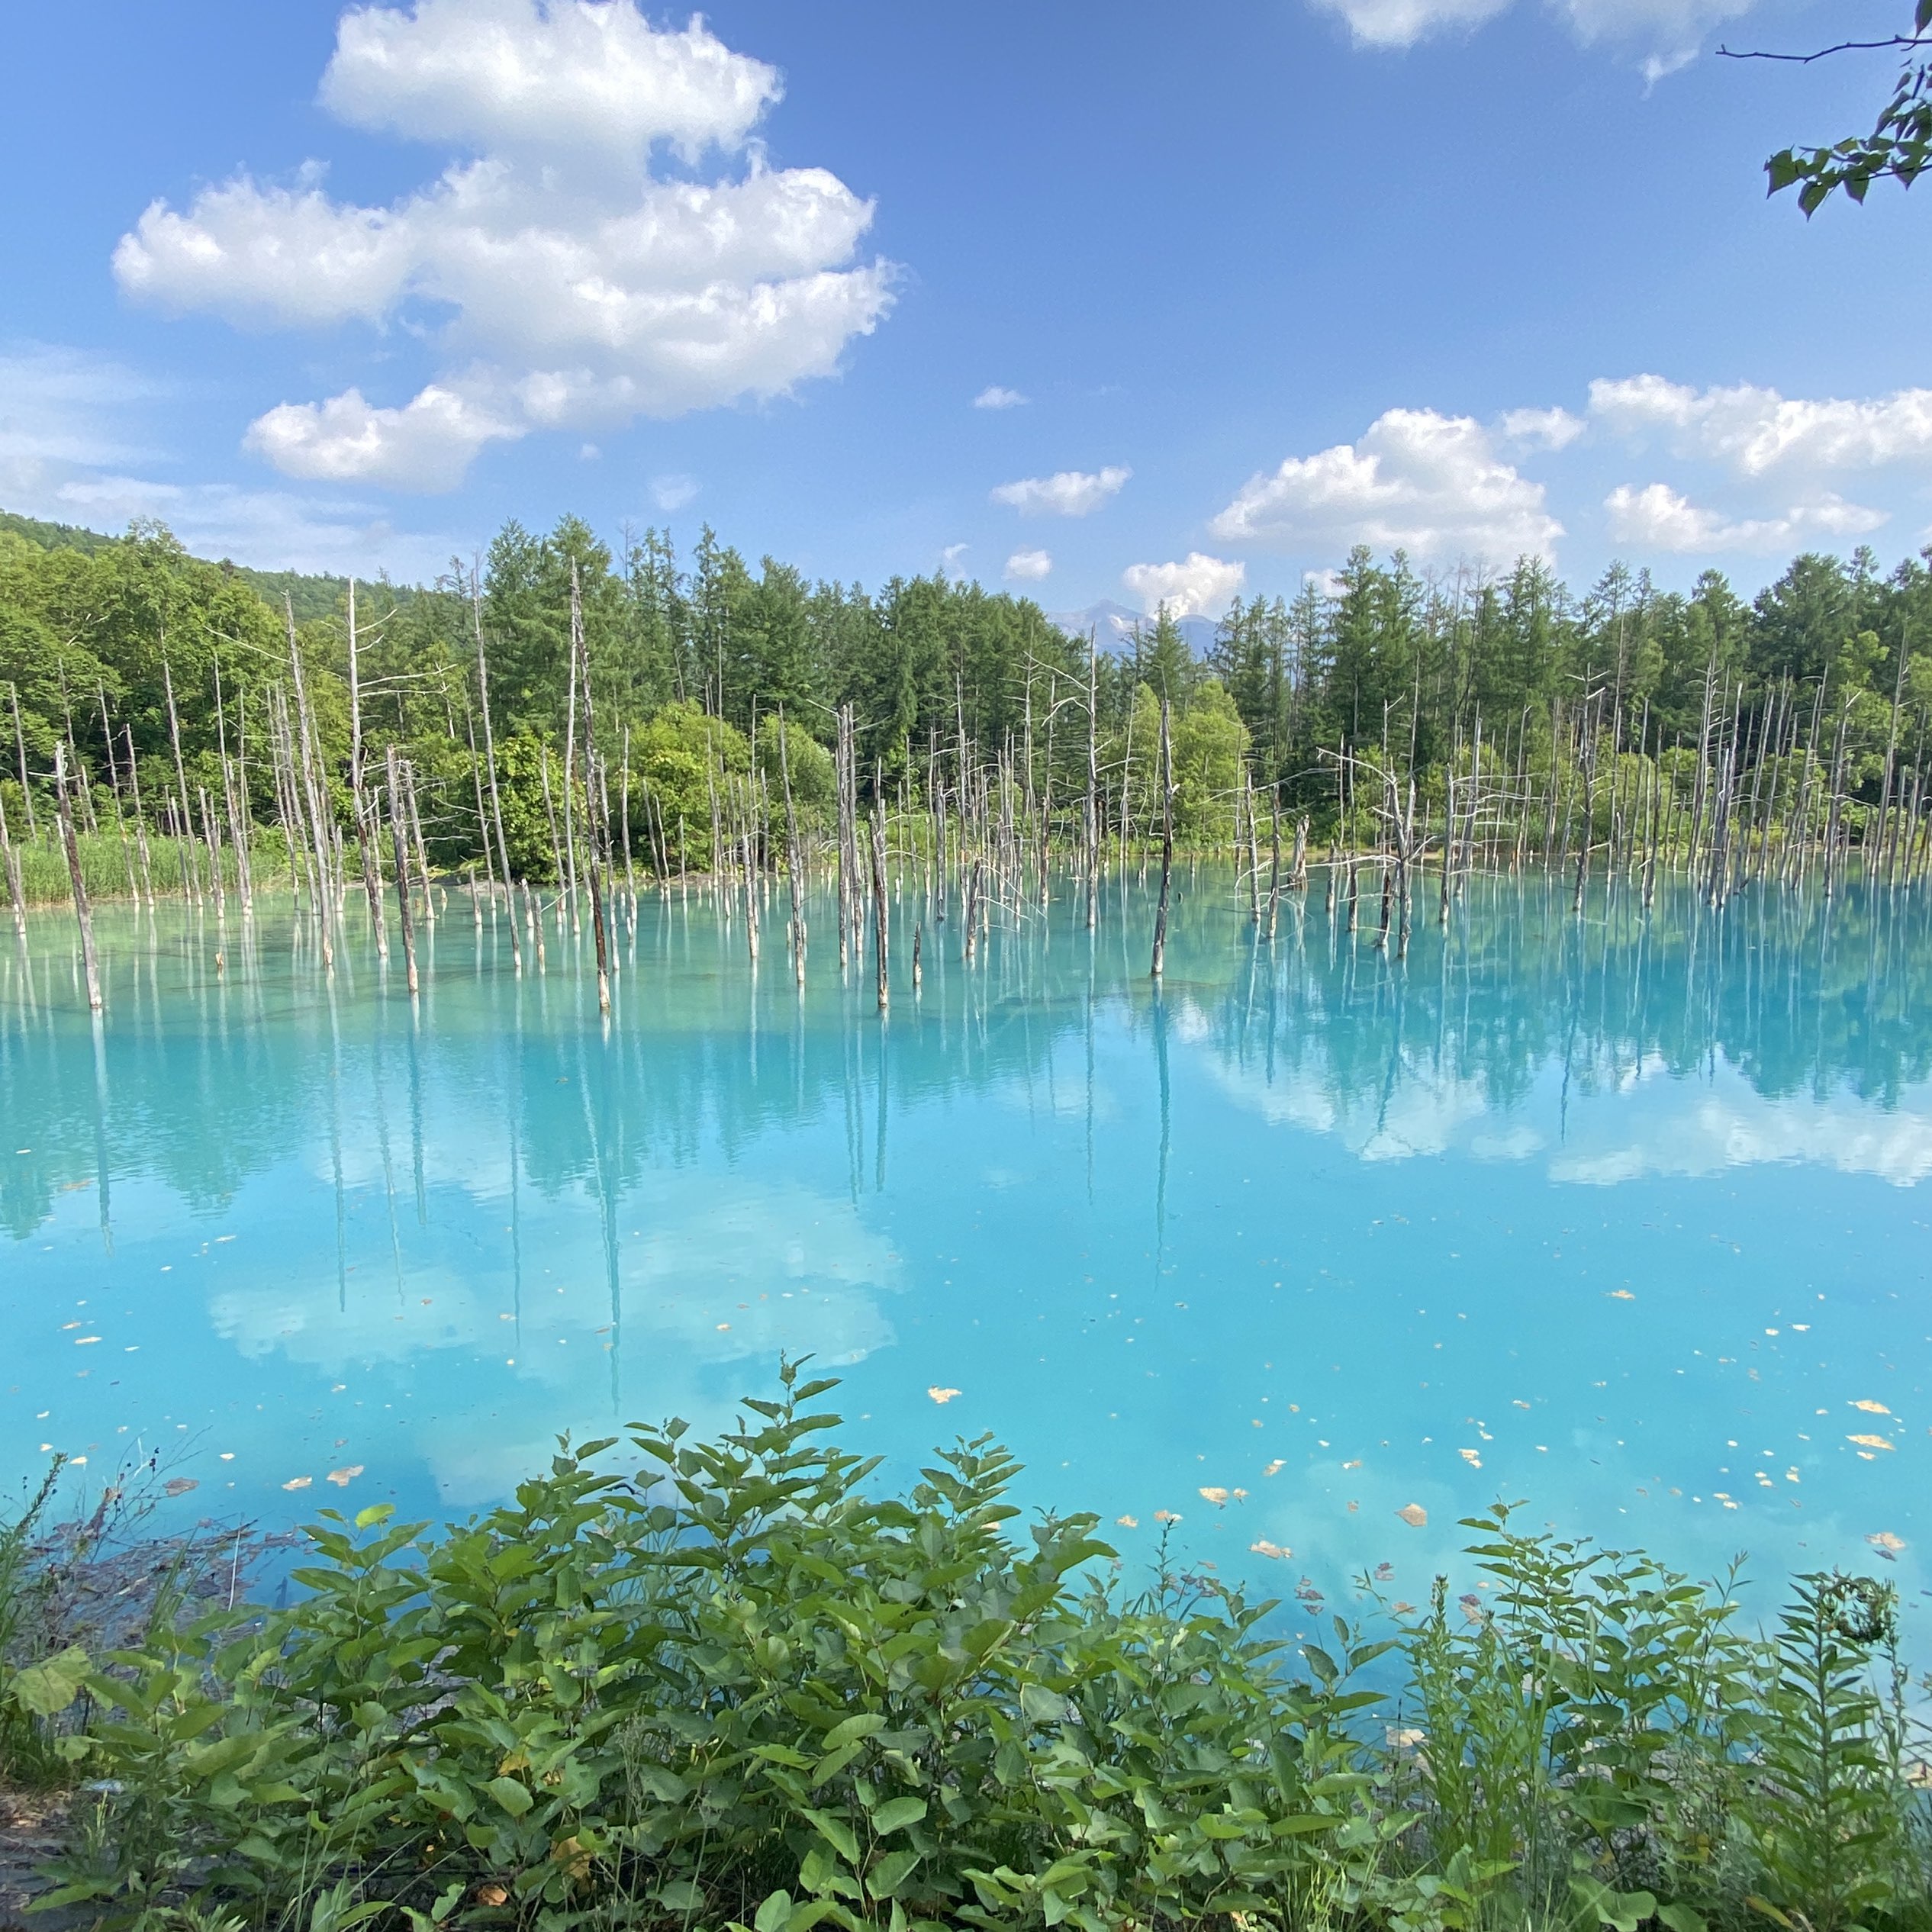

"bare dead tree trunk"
[386,745,418,995]
[1151,699,1174,980]
[55,742,101,1009]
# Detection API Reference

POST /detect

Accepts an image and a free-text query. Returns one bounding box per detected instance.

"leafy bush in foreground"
[11,1363,1932,1932]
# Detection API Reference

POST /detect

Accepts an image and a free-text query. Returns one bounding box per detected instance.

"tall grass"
[7,832,288,906]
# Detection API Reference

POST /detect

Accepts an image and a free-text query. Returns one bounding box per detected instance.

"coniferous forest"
[5,507,1932,912]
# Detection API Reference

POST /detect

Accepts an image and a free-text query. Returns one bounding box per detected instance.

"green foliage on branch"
[1766,5,1932,212]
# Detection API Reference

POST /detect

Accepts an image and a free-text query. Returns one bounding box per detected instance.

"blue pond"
[2,868,1929,1634]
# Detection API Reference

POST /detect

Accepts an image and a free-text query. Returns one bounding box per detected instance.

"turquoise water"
[3,868,1930,1632]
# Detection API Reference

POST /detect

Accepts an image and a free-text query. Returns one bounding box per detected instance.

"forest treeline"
[4,508,1932,882]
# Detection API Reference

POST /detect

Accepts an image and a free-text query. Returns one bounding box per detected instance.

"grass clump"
[6,1364,1930,1932]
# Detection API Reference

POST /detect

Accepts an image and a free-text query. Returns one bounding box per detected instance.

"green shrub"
[28,1371,1932,1932]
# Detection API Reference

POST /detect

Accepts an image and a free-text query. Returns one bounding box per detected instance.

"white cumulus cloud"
[1210,408,1562,561]
[1004,548,1052,581]
[113,2,894,491]
[1589,375,1932,479]
[244,383,518,491]
[1604,482,1887,555]
[1122,552,1246,621]
[990,465,1131,517]
[1500,405,1585,451]
[320,0,780,161]
[1308,0,1761,74]
[0,341,452,573]
[974,385,1028,410]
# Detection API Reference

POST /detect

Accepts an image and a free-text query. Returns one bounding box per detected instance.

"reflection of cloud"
[1553,1096,1932,1190]
[1202,1036,1932,1189]
[1207,1056,1489,1162]
[218,1167,900,1373]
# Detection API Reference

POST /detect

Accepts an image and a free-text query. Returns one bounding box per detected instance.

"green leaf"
[1657,1908,1707,1932]
[868,1850,919,1900]
[1570,1879,1656,1932]
[485,1776,533,1818]
[1019,1682,1067,1724]
[755,1890,794,1932]
[871,1795,927,1835]
[8,1646,90,1718]
[823,1711,886,1750]
[803,1808,860,1866]
[354,1503,394,1529]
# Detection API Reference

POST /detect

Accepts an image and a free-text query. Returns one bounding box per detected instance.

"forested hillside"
[2,507,1930,881]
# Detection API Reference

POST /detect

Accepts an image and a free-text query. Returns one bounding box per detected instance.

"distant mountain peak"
[1048,600,1219,657]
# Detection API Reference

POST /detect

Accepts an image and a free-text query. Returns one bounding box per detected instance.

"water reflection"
[2,870,1929,1623]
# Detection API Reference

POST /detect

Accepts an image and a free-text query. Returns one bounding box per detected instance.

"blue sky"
[0,0,1924,615]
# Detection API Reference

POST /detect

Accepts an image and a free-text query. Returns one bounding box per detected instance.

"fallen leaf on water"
[1373,1561,1394,1581]
[1199,1486,1228,1505]
[1607,1290,1634,1301]
[1512,1399,1531,1409]
[1232,1486,1248,1499]
[1869,1531,1907,1554]
[1263,1460,1284,1476]
[927,1386,961,1404]
[282,1476,313,1491]
[1250,1539,1290,1560]
[715,1323,731,1332]
[327,1466,364,1487]
[1154,1509,1181,1524]
[1459,1447,1483,1467]
[1392,1599,1416,1614]
[1396,1502,1428,1528]
[164,1478,198,1497]
[1852,1399,1892,1415]
[1342,1457,1362,1470]
[1849,1435,1895,1452]
[1116,1515,1138,1528]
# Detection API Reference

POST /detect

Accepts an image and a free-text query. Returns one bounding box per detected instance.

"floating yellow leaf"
[1250,1539,1290,1560]
[1263,1460,1284,1476]
[326,1465,364,1488]
[1342,1457,1363,1470]
[1851,1399,1892,1415]
[282,1476,313,1491]
[1868,1531,1907,1552]
[1116,1515,1138,1528]
[927,1386,961,1404]
[1154,1509,1181,1523]
[1396,1502,1427,1528]
[1459,1447,1483,1467]
[1848,1435,1895,1451]
[1199,1486,1228,1505]
[1607,1290,1634,1301]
